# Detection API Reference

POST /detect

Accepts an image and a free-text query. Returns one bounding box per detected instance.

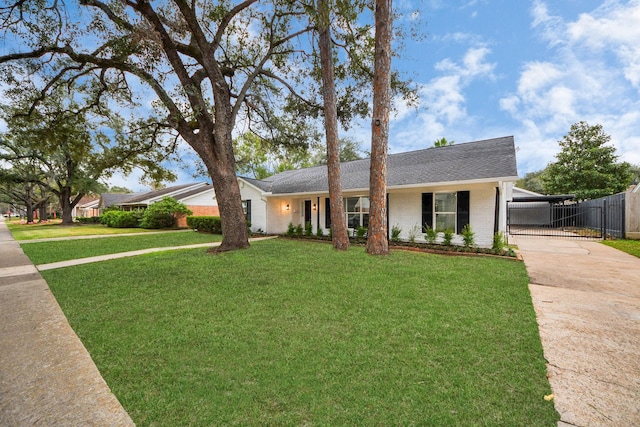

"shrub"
[424,225,437,244]
[391,224,402,242]
[407,224,420,244]
[286,222,296,237]
[76,216,101,224]
[316,226,324,237]
[492,231,507,253]
[356,226,367,239]
[305,221,312,236]
[140,197,192,229]
[461,224,475,247]
[295,224,303,236]
[100,210,142,228]
[186,216,222,234]
[442,228,454,245]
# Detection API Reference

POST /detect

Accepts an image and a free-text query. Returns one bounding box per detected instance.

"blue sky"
[2,1,638,191]
[372,0,639,177]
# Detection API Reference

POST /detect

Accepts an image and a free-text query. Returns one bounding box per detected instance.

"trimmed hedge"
[100,210,142,228]
[187,216,222,234]
[76,216,101,224]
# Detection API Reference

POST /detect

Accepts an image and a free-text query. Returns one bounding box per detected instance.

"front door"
[304,200,312,226]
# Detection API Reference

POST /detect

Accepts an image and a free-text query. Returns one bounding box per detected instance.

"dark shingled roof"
[100,193,143,208]
[247,136,518,195]
[118,183,202,205]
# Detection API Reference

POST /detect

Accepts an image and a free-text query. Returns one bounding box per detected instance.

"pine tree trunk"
[317,0,349,250]
[366,0,392,256]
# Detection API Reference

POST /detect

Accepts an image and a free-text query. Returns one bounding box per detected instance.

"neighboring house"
[78,183,219,227]
[116,182,219,227]
[238,136,519,247]
[73,195,101,218]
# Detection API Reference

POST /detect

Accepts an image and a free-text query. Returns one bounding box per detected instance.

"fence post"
[602,200,607,239]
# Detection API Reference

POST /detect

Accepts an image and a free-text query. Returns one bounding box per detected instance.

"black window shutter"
[325,197,331,229]
[421,193,433,232]
[456,191,470,234]
[246,200,251,223]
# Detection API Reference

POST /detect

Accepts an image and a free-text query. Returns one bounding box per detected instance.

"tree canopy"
[542,122,632,200]
[0,85,174,223]
[0,0,415,250]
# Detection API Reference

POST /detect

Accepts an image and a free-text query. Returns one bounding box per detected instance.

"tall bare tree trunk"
[317,0,349,250]
[366,0,392,255]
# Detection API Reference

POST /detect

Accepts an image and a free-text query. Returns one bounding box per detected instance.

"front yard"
[602,239,640,258]
[38,238,558,426]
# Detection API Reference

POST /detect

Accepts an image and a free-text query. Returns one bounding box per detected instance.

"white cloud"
[389,45,495,152]
[500,1,640,173]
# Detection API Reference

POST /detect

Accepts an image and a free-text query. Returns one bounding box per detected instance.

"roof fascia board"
[238,177,271,196]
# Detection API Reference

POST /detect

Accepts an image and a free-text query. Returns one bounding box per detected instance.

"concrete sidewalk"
[514,236,640,427]
[0,217,135,426]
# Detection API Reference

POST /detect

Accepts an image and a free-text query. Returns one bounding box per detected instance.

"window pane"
[362,213,369,228]
[435,193,456,213]
[357,197,370,213]
[346,197,359,213]
[348,214,360,229]
[436,213,456,231]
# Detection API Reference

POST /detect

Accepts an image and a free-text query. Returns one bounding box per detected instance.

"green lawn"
[41,239,558,426]
[6,219,157,240]
[602,239,640,258]
[20,231,223,265]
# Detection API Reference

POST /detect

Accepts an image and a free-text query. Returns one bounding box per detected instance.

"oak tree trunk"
[366,0,392,256]
[317,0,349,250]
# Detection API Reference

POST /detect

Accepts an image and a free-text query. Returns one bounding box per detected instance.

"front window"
[345,196,369,229]
[435,193,456,231]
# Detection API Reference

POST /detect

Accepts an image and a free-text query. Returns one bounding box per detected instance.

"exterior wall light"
[312,203,317,211]
[285,204,290,211]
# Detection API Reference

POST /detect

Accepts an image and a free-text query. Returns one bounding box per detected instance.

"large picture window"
[345,196,369,229]
[422,191,470,234]
[435,193,456,231]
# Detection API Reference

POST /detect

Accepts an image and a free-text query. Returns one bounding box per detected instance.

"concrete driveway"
[513,236,640,427]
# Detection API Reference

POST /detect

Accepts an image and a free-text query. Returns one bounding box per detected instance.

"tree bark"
[317,0,349,250]
[366,0,392,256]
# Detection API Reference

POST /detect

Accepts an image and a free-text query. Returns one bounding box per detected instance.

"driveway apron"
[0,217,135,426]
[514,236,640,427]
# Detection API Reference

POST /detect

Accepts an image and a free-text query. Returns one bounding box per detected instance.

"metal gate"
[507,202,603,238]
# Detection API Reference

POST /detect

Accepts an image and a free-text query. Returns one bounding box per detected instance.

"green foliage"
[461,224,475,248]
[100,210,142,228]
[433,137,454,147]
[295,224,303,236]
[286,222,296,237]
[356,226,367,239]
[542,122,633,199]
[407,224,420,244]
[390,224,402,242]
[305,221,313,236]
[516,170,546,194]
[424,225,438,244]
[443,229,454,246]
[140,197,192,229]
[492,232,507,253]
[76,216,101,224]
[316,226,324,237]
[186,216,222,234]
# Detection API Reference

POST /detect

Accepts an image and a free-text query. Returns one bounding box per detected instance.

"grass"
[42,239,558,426]
[602,239,640,258]
[6,219,157,240]
[19,231,224,265]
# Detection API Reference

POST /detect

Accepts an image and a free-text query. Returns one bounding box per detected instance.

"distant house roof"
[242,136,518,195]
[100,193,143,208]
[118,183,208,206]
